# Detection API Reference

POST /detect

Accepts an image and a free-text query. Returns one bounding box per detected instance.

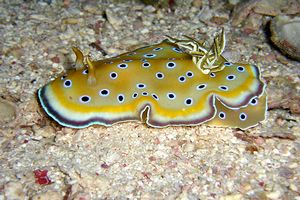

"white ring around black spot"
[210,73,216,78]
[110,72,118,79]
[226,74,236,81]
[224,62,233,66]
[172,47,182,53]
[156,72,164,79]
[178,76,186,83]
[142,62,151,68]
[237,66,245,72]
[143,54,156,58]
[142,92,148,96]
[153,47,163,51]
[118,63,128,69]
[117,94,125,103]
[167,92,176,100]
[166,62,176,69]
[79,95,91,104]
[239,113,247,121]
[184,98,193,106]
[196,84,207,90]
[136,83,146,89]
[152,93,159,100]
[219,85,229,91]
[63,79,72,88]
[99,89,110,97]
[250,98,258,106]
[82,69,88,75]
[218,112,226,119]
[186,71,194,77]
[132,92,138,99]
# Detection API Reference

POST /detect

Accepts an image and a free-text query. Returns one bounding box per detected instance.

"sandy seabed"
[0,0,299,199]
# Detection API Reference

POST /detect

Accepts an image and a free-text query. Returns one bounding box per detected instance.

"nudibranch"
[38,29,267,129]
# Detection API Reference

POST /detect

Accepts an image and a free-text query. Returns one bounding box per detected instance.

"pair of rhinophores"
[38,29,267,129]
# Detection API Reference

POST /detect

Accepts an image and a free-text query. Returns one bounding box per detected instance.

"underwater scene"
[0,0,299,199]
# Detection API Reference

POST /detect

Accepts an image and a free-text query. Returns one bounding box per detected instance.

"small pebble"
[83,4,99,14]
[220,194,242,200]
[228,0,241,6]
[71,192,91,200]
[183,142,195,152]
[270,15,300,61]
[288,162,298,169]
[63,17,80,25]
[278,167,294,179]
[120,38,140,46]
[289,183,298,192]
[31,191,63,200]
[266,190,283,200]
[192,0,202,8]
[0,98,16,126]
[33,125,55,138]
[4,182,25,200]
[141,28,149,34]
[105,9,122,29]
[78,172,109,191]
[143,5,156,13]
[30,14,47,21]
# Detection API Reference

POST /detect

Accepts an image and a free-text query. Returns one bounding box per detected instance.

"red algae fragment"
[33,169,52,185]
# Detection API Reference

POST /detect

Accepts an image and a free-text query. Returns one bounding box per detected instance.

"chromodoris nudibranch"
[38,31,267,129]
